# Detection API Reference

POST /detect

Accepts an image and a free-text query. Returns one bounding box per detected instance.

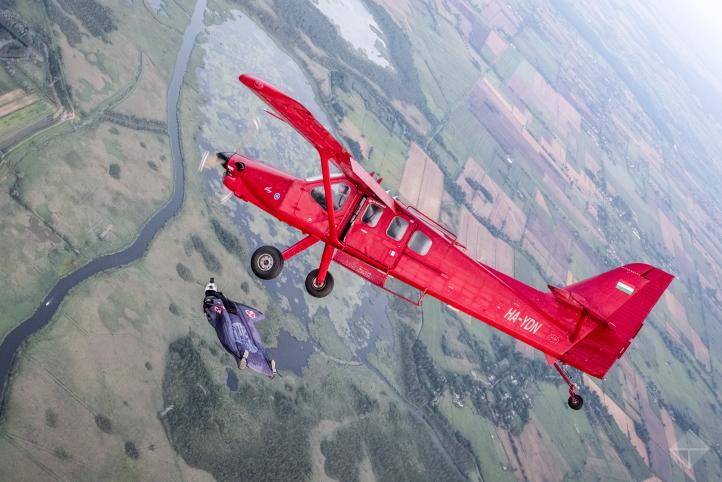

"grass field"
[0,1,185,343]
[441,110,497,170]
[513,27,561,83]
[438,395,515,482]
[0,120,172,342]
[0,67,18,93]
[0,91,37,116]
[343,92,409,189]
[407,8,482,119]
[0,190,237,481]
[0,99,55,139]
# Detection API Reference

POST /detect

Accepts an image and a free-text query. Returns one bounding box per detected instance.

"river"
[0,5,474,477]
[0,0,208,411]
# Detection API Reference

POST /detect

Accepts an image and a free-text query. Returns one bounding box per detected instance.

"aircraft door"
[345,200,411,271]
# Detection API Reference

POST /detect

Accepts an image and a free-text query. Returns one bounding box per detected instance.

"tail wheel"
[305,269,334,298]
[567,394,584,410]
[251,246,284,280]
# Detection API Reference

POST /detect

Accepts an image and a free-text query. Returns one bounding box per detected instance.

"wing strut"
[321,154,340,245]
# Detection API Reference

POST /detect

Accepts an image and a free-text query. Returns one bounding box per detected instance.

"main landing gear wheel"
[567,394,584,410]
[305,269,334,298]
[251,246,284,280]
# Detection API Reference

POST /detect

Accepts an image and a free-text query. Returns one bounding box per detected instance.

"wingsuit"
[203,278,276,377]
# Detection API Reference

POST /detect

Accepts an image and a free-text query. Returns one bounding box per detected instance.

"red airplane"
[218,74,673,409]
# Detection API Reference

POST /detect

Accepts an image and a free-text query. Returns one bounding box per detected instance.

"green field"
[408,9,483,119]
[343,92,409,188]
[0,100,55,139]
[0,1,179,343]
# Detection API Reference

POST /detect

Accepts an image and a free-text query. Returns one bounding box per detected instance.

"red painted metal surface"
[223,75,674,380]
[320,155,340,245]
[282,235,318,260]
[316,243,335,285]
[239,74,396,212]
[333,250,388,287]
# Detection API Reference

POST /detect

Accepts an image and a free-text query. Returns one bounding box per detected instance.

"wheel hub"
[257,253,274,271]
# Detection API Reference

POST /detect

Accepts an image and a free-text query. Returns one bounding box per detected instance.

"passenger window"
[361,203,383,227]
[386,216,409,241]
[310,183,351,210]
[408,230,432,255]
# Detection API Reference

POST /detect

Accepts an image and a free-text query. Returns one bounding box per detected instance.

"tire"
[305,269,334,298]
[251,246,284,280]
[567,394,584,410]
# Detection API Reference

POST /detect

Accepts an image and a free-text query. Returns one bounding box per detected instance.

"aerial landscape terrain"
[0,0,721,481]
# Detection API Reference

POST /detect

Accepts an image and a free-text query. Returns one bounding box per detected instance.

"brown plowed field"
[458,157,526,241]
[457,206,514,274]
[399,142,444,220]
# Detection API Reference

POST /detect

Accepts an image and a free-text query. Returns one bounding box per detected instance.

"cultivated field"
[398,142,444,220]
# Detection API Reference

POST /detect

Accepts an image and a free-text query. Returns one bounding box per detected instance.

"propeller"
[198,151,235,204]
[217,152,233,170]
[198,151,236,172]
[197,151,210,172]
[219,191,233,204]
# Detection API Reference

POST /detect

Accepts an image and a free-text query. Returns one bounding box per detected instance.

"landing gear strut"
[250,237,336,298]
[553,362,584,410]
[304,243,335,298]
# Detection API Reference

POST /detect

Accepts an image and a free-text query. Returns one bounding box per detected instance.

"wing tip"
[239,73,264,90]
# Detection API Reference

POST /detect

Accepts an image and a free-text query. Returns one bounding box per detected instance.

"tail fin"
[557,263,673,378]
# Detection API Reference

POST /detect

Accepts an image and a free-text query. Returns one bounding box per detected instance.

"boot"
[239,350,249,370]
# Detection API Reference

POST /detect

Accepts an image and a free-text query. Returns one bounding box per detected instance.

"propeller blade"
[197,151,210,172]
[219,191,233,204]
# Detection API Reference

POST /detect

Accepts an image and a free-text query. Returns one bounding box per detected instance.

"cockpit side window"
[310,183,351,211]
[386,216,409,241]
[361,203,384,227]
[408,230,432,255]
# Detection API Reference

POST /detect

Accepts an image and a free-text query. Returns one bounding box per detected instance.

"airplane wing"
[239,74,396,212]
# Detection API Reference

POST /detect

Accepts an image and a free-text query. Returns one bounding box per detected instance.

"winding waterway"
[0,6,475,478]
[0,0,208,410]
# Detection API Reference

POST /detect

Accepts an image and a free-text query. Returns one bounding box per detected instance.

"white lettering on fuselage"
[503,307,543,335]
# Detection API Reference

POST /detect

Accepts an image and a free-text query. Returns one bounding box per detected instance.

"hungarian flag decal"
[616,281,635,295]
